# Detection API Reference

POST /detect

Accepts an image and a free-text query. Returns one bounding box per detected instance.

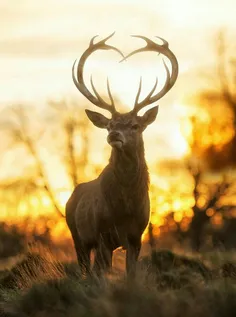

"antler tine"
[119,35,159,63]
[135,61,171,112]
[133,77,158,113]
[92,32,125,57]
[90,76,116,112]
[155,36,169,47]
[96,32,116,46]
[72,33,124,115]
[89,35,99,47]
[72,59,81,91]
[107,77,115,107]
[121,35,178,113]
[134,77,143,106]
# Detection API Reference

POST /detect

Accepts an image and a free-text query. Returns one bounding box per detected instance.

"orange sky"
[0,0,236,183]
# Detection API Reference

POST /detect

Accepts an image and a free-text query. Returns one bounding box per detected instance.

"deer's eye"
[131,124,139,130]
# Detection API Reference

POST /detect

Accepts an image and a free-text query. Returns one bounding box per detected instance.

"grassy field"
[0,246,236,317]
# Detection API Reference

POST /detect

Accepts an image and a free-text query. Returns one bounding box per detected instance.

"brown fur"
[66,112,154,276]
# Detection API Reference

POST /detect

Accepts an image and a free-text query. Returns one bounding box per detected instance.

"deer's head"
[72,33,178,150]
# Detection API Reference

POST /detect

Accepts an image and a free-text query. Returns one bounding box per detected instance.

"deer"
[66,33,178,277]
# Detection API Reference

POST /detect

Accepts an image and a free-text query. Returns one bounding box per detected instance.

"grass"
[1,247,236,317]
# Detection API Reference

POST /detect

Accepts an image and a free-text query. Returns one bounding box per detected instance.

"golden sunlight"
[57,190,71,209]
[0,0,236,250]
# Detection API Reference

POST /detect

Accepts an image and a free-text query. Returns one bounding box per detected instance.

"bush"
[1,249,236,317]
[0,222,25,258]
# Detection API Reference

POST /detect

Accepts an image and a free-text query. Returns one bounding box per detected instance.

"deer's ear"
[85,109,109,129]
[141,106,159,127]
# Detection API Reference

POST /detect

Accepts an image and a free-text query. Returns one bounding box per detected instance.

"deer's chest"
[109,189,150,227]
[100,190,150,250]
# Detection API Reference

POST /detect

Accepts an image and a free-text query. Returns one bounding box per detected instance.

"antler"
[72,32,124,114]
[121,36,179,114]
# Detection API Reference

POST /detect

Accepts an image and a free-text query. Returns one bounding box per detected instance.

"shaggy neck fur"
[108,137,149,192]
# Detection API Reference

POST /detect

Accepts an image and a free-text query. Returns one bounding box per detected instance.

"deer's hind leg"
[93,237,113,276]
[71,232,92,276]
[126,235,142,279]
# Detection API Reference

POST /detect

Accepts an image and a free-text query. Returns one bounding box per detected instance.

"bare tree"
[48,99,90,188]
[187,161,234,250]
[0,105,63,218]
[181,111,236,250]
[216,31,236,127]
[198,32,236,169]
[185,32,236,250]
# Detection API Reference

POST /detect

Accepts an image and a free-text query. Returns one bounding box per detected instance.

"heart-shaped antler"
[120,36,179,114]
[72,32,124,115]
[73,34,178,116]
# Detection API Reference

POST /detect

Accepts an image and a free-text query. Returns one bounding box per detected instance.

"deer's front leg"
[93,243,113,276]
[126,235,141,278]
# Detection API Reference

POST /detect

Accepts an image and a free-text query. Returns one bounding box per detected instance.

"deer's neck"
[108,139,149,190]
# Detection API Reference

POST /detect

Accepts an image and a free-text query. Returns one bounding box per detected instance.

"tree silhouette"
[0,100,94,220]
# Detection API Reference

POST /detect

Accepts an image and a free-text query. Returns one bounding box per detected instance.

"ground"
[1,244,236,317]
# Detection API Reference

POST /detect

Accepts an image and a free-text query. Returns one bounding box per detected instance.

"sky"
[0,0,236,179]
[1,0,235,104]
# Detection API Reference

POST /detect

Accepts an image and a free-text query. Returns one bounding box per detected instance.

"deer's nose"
[109,131,121,139]
[107,131,123,144]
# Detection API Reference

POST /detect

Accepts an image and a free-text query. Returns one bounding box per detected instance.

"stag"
[66,33,178,276]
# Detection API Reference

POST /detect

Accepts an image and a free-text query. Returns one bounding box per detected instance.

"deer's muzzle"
[107,131,124,149]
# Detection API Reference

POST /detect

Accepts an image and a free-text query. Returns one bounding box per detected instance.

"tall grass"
[1,247,236,317]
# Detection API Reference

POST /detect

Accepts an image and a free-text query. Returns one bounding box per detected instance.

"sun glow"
[1,0,236,245]
[57,190,71,209]
[0,94,234,243]
[84,49,174,112]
